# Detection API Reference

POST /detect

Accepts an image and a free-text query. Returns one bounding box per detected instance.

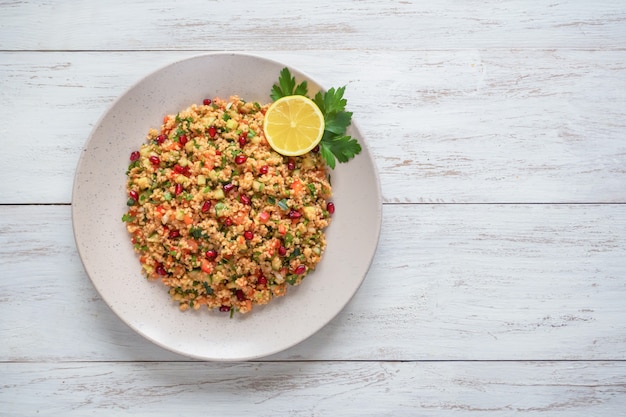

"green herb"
[202,281,214,295]
[121,213,134,222]
[270,68,309,101]
[277,198,289,211]
[270,68,362,169]
[188,227,206,239]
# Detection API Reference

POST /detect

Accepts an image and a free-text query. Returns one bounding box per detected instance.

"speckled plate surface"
[72,53,382,361]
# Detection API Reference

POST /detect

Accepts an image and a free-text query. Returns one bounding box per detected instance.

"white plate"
[72,53,382,361]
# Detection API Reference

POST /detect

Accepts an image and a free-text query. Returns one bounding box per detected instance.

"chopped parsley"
[270,68,362,169]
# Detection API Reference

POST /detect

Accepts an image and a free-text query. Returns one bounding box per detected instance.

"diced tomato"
[258,211,270,223]
[278,224,286,235]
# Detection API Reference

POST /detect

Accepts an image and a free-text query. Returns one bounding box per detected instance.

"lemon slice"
[263,95,325,156]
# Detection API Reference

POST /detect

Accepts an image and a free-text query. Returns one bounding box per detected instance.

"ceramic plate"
[72,53,382,361]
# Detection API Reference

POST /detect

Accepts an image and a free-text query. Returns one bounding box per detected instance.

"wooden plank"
[1,204,624,361]
[1,0,625,50]
[1,50,625,204]
[1,361,625,416]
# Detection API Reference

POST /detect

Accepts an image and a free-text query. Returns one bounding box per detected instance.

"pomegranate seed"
[223,183,234,192]
[312,145,320,153]
[149,156,160,166]
[288,210,301,219]
[179,135,188,146]
[278,245,287,256]
[219,305,231,312]
[287,158,296,170]
[203,98,212,105]
[244,231,254,240]
[130,151,140,161]
[156,265,168,276]
[201,201,211,212]
[223,217,233,227]
[182,166,191,177]
[235,289,245,301]
[175,183,183,196]
[259,165,269,175]
[240,194,251,205]
[257,275,267,286]
[327,202,335,214]
[156,134,167,144]
[168,230,180,239]
[205,249,217,259]
[215,150,222,156]
[238,136,247,148]
[129,190,139,201]
[294,265,306,275]
[173,164,184,174]
[208,126,217,138]
[235,154,247,165]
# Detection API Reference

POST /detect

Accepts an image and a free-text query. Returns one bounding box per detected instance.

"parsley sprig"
[270,68,362,169]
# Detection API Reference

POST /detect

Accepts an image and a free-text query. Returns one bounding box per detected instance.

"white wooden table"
[2,1,625,415]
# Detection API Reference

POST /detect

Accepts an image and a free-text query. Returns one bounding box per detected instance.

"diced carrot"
[290,178,304,196]
[163,115,170,124]
[278,224,286,235]
[154,205,165,218]
[183,214,193,225]
[201,259,213,274]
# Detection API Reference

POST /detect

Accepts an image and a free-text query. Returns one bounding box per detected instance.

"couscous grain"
[123,96,333,314]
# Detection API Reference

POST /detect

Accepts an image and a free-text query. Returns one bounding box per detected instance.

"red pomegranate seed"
[287,158,296,170]
[294,265,306,275]
[288,210,301,219]
[219,305,231,312]
[244,231,254,240]
[259,165,269,175]
[223,183,234,192]
[173,164,184,174]
[156,134,167,144]
[175,183,183,196]
[235,154,247,165]
[149,156,160,166]
[179,135,188,146]
[235,289,245,301]
[238,135,247,148]
[278,245,287,256]
[168,230,180,239]
[203,98,212,105]
[327,202,335,214]
[257,275,267,286]
[201,201,211,212]
[240,194,251,205]
[130,151,140,161]
[208,126,217,138]
[156,264,167,276]
[223,217,233,227]
[129,190,139,201]
[205,249,217,259]
[312,145,320,153]
[215,150,221,156]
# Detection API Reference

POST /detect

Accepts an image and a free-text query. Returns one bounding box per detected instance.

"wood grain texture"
[1,0,625,50]
[2,361,625,416]
[2,204,624,362]
[1,49,625,204]
[3,0,626,414]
